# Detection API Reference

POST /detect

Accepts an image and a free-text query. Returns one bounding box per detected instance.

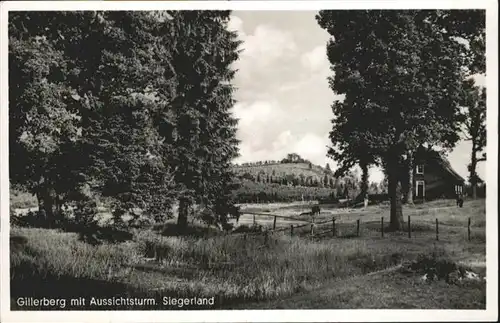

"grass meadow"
[10,198,486,309]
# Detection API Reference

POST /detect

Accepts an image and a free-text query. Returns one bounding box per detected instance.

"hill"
[233,162,332,186]
[231,154,363,203]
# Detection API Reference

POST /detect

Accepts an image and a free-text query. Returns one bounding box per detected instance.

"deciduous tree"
[317,10,468,230]
[461,79,486,199]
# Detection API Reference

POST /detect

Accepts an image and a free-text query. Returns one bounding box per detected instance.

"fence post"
[435,219,439,241]
[290,225,294,237]
[356,219,360,237]
[243,234,247,241]
[468,217,471,241]
[310,223,314,237]
[264,230,268,245]
[253,214,256,226]
[332,218,336,237]
[381,217,384,238]
[408,215,411,238]
[273,216,277,230]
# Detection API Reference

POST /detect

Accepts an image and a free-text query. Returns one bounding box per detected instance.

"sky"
[228,11,486,183]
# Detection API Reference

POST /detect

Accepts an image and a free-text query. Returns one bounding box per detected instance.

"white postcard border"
[1,1,498,322]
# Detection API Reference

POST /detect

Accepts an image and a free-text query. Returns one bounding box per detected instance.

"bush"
[11,211,47,228]
[10,190,38,209]
[401,248,481,284]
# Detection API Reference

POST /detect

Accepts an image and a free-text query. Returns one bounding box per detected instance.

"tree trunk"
[360,161,369,196]
[177,197,190,233]
[387,159,404,231]
[360,161,369,208]
[470,142,478,199]
[405,152,414,205]
[36,185,57,227]
[56,194,64,213]
[36,191,46,221]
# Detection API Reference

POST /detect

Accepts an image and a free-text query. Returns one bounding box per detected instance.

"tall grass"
[132,229,403,302]
[11,228,139,282]
[10,198,485,308]
[11,226,403,307]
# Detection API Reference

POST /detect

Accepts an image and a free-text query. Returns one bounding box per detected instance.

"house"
[412,148,465,201]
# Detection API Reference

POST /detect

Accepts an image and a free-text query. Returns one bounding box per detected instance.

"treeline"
[236,165,387,190]
[9,11,241,231]
[238,153,312,167]
[239,161,281,167]
[238,171,335,188]
[232,176,387,203]
[232,180,337,204]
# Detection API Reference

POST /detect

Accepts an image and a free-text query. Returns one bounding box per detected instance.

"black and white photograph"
[1,1,498,322]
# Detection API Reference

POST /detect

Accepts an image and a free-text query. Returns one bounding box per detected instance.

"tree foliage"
[165,11,241,231]
[449,9,487,199]
[9,11,241,230]
[317,10,474,230]
[461,79,486,198]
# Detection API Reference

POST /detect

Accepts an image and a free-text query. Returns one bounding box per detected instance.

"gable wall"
[413,159,463,199]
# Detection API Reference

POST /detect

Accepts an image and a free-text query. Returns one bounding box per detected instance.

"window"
[416,164,424,174]
[455,185,463,194]
[416,180,425,197]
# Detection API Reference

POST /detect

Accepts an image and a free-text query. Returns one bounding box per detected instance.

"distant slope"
[231,159,363,203]
[232,179,336,203]
[233,162,331,184]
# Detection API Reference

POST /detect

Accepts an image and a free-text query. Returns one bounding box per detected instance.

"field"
[10,198,486,310]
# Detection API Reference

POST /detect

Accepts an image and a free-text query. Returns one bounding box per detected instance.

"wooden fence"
[230,211,478,243]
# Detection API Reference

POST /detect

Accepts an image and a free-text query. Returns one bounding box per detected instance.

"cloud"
[240,25,298,62]
[229,16,332,168]
[232,100,286,153]
[228,15,244,33]
[291,133,335,168]
[230,16,298,64]
[301,45,329,72]
[232,100,332,167]
[230,15,300,91]
[234,129,332,169]
[229,19,336,171]
[273,130,293,150]
[229,12,486,186]
[277,77,317,93]
[232,100,283,129]
[293,133,328,160]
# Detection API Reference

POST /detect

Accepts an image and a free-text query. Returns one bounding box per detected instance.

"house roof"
[424,149,466,182]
